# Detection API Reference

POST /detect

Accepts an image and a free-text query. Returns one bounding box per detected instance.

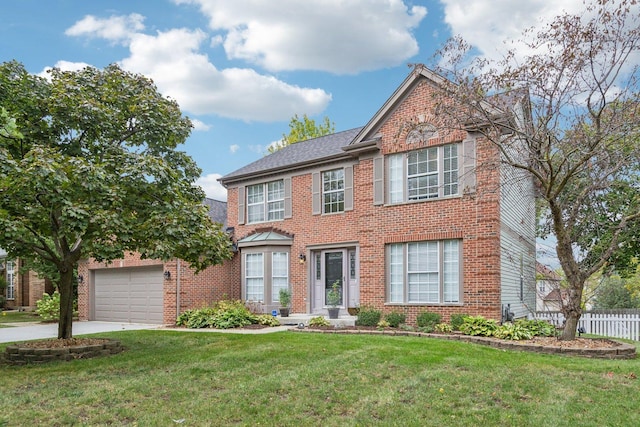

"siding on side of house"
[499,143,537,319]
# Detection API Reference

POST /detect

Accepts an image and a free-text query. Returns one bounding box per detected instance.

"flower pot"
[279,307,290,317]
[328,307,340,319]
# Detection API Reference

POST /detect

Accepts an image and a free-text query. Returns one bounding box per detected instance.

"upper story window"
[322,169,345,213]
[388,143,458,203]
[247,180,285,223]
[312,165,354,215]
[237,178,291,226]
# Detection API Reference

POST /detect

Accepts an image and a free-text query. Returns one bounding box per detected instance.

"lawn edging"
[290,328,637,359]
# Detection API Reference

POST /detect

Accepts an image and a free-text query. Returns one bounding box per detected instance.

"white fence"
[534,311,640,341]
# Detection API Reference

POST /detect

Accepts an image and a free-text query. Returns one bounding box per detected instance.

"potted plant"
[326,281,341,319]
[278,288,291,317]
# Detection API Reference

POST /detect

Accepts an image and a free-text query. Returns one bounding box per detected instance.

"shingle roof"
[220,127,364,184]
[203,198,227,227]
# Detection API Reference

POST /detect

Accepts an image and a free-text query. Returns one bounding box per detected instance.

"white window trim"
[271,252,289,303]
[246,179,285,224]
[387,240,462,305]
[6,259,15,301]
[322,168,345,214]
[388,143,460,204]
[245,253,264,302]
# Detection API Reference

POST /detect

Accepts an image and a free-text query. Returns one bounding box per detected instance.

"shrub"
[435,323,453,333]
[255,314,280,327]
[176,309,196,326]
[376,319,390,329]
[459,316,498,337]
[36,291,61,321]
[356,306,381,327]
[516,319,556,337]
[450,313,468,331]
[416,311,441,332]
[494,322,534,340]
[384,312,406,328]
[309,316,330,327]
[176,300,258,329]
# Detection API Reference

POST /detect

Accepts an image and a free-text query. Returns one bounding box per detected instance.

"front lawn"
[0,310,40,325]
[1,330,639,426]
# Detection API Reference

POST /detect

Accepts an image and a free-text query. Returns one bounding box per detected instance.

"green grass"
[0,310,40,325]
[1,330,639,426]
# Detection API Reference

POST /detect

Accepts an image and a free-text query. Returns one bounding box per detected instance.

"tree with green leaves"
[593,273,640,309]
[268,113,335,153]
[0,61,233,339]
[431,0,640,339]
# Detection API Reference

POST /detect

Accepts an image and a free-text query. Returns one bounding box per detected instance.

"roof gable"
[350,65,449,146]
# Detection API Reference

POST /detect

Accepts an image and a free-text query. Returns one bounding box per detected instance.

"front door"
[311,248,359,314]
[324,251,344,306]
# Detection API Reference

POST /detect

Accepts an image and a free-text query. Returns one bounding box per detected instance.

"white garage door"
[93,266,164,324]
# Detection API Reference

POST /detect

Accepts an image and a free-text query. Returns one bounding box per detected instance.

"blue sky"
[1,0,587,206]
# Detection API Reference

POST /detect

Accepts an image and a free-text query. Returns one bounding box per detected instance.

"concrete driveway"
[0,321,161,343]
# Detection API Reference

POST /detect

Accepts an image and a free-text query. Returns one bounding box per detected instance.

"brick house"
[1,249,54,310]
[220,66,536,324]
[77,66,536,325]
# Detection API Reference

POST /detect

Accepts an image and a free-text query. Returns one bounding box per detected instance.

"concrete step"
[276,313,356,327]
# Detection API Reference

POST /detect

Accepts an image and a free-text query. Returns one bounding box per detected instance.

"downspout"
[176,258,181,319]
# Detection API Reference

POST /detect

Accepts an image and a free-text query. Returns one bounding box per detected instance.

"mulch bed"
[299,326,635,359]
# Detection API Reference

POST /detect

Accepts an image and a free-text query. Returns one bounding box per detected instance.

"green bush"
[435,323,453,333]
[376,319,390,329]
[176,300,258,329]
[494,322,534,340]
[36,291,61,321]
[356,306,381,326]
[516,319,556,337]
[309,316,330,327]
[255,314,280,327]
[384,311,406,328]
[416,311,441,332]
[450,313,468,331]
[459,316,498,337]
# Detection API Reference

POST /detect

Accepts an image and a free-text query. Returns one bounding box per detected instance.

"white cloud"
[117,28,332,121]
[190,118,211,131]
[440,0,587,62]
[175,0,427,74]
[195,173,227,201]
[65,13,145,44]
[229,144,240,153]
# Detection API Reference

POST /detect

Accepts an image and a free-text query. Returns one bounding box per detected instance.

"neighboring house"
[77,66,536,325]
[77,198,236,324]
[536,262,564,312]
[0,249,53,310]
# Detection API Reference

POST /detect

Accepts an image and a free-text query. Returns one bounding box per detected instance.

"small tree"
[268,114,335,153]
[431,0,640,339]
[0,62,233,339]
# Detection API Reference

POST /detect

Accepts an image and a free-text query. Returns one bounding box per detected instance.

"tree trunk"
[58,267,75,339]
[561,311,580,340]
[560,282,584,340]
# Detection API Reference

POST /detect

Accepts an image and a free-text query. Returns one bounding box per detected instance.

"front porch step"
[276,313,356,327]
